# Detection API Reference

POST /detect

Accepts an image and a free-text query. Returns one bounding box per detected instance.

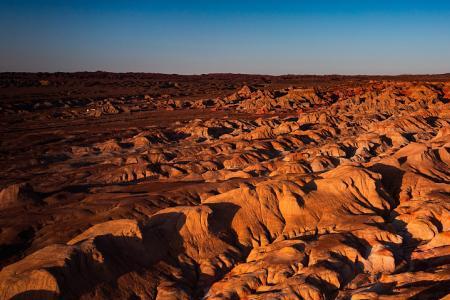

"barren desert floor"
[0,73,449,299]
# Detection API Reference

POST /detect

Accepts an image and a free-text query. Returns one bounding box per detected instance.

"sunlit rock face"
[0,74,449,299]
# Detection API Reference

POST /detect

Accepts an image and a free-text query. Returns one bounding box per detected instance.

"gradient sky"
[1,0,450,74]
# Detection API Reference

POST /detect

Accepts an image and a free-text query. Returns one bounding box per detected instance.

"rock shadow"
[368,163,405,205]
[205,202,241,249]
[9,290,59,300]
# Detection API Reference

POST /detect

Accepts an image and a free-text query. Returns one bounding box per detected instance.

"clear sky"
[1,0,450,74]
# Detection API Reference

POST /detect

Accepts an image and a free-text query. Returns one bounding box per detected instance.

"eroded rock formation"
[0,75,449,299]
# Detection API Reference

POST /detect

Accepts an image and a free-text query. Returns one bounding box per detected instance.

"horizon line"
[1,71,450,77]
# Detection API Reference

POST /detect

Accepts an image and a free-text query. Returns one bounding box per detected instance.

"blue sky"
[1,0,450,74]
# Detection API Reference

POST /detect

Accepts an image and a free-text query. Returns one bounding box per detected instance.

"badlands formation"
[0,73,449,299]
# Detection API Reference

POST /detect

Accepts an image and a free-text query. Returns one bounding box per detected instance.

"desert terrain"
[0,72,449,299]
